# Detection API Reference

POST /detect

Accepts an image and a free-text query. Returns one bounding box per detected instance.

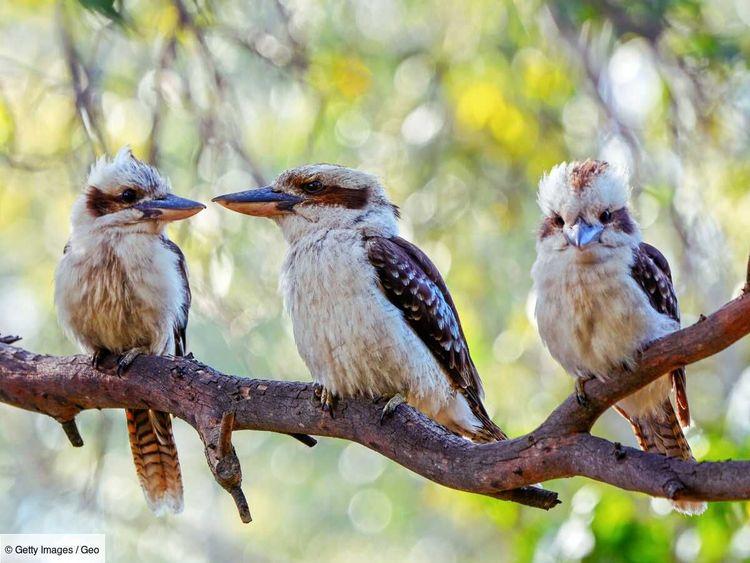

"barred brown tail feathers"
[619,400,706,515]
[470,425,507,444]
[126,408,184,514]
[468,417,507,443]
[672,367,691,428]
[465,391,508,443]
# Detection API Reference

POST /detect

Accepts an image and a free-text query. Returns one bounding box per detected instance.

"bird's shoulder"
[159,236,187,274]
[630,241,679,322]
[158,236,190,301]
[159,236,191,356]
[631,242,691,425]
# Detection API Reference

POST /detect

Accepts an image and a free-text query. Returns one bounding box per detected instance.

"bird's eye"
[121,189,138,204]
[553,215,565,227]
[600,209,612,223]
[301,180,324,194]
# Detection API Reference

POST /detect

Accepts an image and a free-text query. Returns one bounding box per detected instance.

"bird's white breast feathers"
[532,244,678,415]
[55,229,185,355]
[280,229,456,412]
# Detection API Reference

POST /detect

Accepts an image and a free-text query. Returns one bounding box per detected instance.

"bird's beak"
[563,217,603,249]
[134,194,206,222]
[211,186,303,217]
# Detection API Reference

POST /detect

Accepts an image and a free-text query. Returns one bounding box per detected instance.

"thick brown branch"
[2,268,750,521]
[1,261,749,520]
[563,434,750,503]
[0,344,559,517]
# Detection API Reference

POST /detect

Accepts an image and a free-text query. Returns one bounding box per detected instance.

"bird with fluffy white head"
[55,147,204,516]
[532,159,706,515]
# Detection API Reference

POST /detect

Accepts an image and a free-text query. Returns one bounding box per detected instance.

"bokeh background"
[1,0,749,561]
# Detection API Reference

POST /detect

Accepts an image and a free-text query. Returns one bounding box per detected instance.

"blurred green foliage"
[1,0,749,561]
[77,0,124,23]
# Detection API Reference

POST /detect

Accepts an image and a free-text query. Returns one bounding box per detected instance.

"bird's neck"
[70,223,165,256]
[278,208,398,245]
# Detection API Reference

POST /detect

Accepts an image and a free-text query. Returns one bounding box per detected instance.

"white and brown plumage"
[55,147,205,514]
[531,159,705,515]
[213,164,505,442]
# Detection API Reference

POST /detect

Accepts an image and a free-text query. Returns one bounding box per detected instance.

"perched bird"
[531,159,706,515]
[213,164,506,442]
[55,147,205,514]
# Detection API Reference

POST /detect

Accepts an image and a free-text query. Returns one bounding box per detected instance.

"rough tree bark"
[0,259,748,522]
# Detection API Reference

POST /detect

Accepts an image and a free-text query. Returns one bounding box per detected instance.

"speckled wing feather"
[366,236,505,441]
[161,236,191,356]
[631,242,690,427]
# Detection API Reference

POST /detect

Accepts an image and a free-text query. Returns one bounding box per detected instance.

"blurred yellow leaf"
[132,3,179,38]
[0,98,13,148]
[310,54,372,99]
[455,82,505,130]
[16,93,74,155]
[517,49,572,102]
[489,103,537,156]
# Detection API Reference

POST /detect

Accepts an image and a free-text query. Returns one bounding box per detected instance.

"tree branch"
[0,260,748,522]
[0,341,558,517]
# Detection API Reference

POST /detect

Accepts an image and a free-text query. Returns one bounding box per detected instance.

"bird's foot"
[116,347,147,376]
[313,384,338,418]
[575,373,595,406]
[380,393,406,424]
[91,349,108,370]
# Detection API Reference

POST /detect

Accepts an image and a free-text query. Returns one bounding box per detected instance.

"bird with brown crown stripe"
[55,147,204,514]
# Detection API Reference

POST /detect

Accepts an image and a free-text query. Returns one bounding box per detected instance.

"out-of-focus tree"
[0,0,748,560]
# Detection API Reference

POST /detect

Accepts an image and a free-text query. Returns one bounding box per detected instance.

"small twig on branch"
[217,410,236,459]
[60,419,84,447]
[289,432,318,447]
[0,334,21,344]
[198,409,252,522]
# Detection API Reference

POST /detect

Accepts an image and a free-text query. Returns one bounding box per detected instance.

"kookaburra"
[213,164,506,442]
[55,147,205,514]
[531,159,706,515]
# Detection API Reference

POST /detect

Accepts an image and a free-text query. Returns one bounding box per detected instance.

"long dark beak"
[212,186,303,217]
[563,217,603,249]
[135,194,206,222]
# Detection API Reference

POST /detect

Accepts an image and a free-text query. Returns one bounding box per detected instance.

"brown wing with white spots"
[631,242,690,427]
[161,236,191,356]
[366,236,505,441]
